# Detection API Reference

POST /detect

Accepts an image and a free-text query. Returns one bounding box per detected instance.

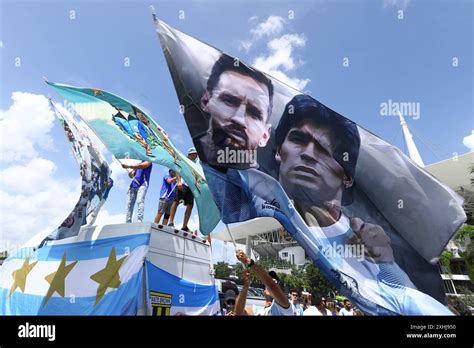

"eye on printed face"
[277,119,346,203]
[204,70,270,151]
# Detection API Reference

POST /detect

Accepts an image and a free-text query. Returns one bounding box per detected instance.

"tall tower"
[399,112,425,167]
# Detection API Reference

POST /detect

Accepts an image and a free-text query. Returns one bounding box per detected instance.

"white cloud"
[21,228,54,249]
[239,15,285,52]
[109,158,130,189]
[170,130,187,147]
[463,131,474,151]
[253,34,310,90]
[0,158,58,194]
[92,209,126,225]
[0,92,56,162]
[248,16,259,25]
[0,174,80,248]
[0,92,127,251]
[383,0,410,11]
[0,155,128,248]
[254,34,306,72]
[238,15,311,91]
[0,93,81,248]
[238,40,253,52]
[262,69,310,91]
[250,15,285,41]
[186,213,200,233]
[210,240,247,264]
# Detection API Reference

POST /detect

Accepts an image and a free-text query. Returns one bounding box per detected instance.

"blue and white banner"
[145,261,219,316]
[0,233,149,315]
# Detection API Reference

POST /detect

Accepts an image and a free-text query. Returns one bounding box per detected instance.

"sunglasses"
[226,300,235,305]
[291,294,299,297]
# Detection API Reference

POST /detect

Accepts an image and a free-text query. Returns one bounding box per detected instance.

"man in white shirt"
[236,250,293,316]
[290,288,304,316]
[303,294,331,316]
[339,299,354,316]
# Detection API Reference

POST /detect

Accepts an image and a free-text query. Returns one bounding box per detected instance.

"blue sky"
[1,0,472,263]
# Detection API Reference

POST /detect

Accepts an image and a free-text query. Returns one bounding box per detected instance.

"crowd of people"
[122,147,199,233]
[219,249,363,316]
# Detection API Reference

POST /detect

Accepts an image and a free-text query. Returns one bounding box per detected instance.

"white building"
[278,246,306,267]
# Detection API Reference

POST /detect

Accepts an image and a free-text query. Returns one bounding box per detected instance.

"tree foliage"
[214,261,231,279]
[453,224,474,284]
[221,257,337,295]
[303,263,337,296]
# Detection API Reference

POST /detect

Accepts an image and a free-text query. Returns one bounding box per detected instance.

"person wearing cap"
[186,146,199,163]
[154,169,178,225]
[167,147,198,232]
[222,289,237,316]
[236,249,293,316]
[219,280,239,316]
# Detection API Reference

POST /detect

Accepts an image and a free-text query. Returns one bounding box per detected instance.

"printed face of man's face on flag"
[201,70,271,151]
[276,119,347,205]
[137,112,149,125]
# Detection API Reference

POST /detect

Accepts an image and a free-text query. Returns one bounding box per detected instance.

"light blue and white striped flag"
[0,233,149,315]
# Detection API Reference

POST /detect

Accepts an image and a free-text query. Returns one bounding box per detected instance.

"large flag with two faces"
[153,15,466,315]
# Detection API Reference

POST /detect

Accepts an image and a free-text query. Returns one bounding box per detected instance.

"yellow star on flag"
[90,247,127,306]
[43,253,78,306]
[9,257,38,298]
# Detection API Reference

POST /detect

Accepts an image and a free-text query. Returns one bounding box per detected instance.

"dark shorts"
[157,198,173,215]
[174,185,194,206]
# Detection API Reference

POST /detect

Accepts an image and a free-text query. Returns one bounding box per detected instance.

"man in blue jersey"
[154,169,178,225]
[122,161,152,223]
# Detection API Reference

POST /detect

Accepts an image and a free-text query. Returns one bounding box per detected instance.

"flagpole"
[150,5,157,22]
[116,158,134,176]
[225,224,237,249]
